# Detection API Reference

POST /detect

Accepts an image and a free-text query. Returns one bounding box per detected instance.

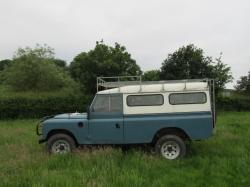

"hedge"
[216,96,250,111]
[0,94,91,119]
[1,93,250,119]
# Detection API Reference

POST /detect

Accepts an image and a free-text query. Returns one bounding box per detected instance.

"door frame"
[88,93,124,144]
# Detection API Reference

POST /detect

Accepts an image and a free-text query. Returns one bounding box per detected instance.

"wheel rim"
[51,140,71,154]
[160,141,180,159]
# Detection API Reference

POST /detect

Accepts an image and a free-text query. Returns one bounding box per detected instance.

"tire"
[155,134,186,160]
[46,133,76,154]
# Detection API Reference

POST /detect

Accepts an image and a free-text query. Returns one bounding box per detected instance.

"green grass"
[0,112,250,187]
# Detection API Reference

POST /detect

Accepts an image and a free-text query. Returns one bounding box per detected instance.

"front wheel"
[155,134,186,160]
[47,134,76,154]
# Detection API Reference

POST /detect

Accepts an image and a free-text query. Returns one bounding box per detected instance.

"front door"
[89,94,123,144]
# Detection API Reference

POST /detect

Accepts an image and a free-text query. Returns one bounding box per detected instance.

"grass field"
[0,112,250,187]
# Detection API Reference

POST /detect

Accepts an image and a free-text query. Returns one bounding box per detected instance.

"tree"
[70,41,142,95]
[13,44,54,59]
[235,71,250,95]
[0,59,12,83]
[3,44,75,92]
[142,70,160,81]
[52,59,67,68]
[160,44,232,93]
[0,59,12,71]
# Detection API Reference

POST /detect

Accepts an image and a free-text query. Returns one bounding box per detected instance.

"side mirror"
[86,106,90,120]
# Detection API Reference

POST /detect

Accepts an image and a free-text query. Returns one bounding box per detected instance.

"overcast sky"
[1,0,250,88]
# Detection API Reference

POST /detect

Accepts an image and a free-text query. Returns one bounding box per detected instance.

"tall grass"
[0,112,250,187]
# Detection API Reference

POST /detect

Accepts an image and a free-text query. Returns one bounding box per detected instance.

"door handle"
[115,123,120,129]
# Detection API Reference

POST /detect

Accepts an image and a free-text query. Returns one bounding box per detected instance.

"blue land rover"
[37,76,215,160]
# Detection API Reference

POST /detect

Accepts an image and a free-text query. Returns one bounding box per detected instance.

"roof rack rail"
[97,76,142,92]
[97,76,212,92]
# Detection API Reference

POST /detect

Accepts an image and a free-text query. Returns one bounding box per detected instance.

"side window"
[92,95,109,112]
[127,94,164,106]
[169,92,207,105]
[110,95,123,112]
[92,95,122,112]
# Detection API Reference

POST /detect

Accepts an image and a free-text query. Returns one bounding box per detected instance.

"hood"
[53,112,87,119]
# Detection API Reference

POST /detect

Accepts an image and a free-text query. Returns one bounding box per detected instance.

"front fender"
[41,118,89,144]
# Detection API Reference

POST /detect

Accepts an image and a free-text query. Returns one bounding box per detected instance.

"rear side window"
[169,92,206,105]
[110,95,123,112]
[127,94,164,106]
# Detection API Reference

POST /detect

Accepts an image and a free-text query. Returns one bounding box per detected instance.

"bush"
[2,44,75,92]
[3,56,75,92]
[0,93,92,119]
[217,96,250,111]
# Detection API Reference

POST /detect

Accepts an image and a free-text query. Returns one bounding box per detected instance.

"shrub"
[0,93,92,119]
[2,44,75,92]
[217,96,250,111]
[3,56,75,92]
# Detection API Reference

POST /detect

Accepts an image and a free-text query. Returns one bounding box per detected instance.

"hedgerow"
[216,95,250,111]
[0,93,91,119]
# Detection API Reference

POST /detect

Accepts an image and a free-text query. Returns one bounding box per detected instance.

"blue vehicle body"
[37,77,216,159]
[39,109,213,145]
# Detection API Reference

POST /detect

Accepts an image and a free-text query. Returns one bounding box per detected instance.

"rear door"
[89,94,124,144]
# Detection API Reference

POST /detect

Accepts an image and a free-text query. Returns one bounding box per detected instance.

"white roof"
[98,82,208,94]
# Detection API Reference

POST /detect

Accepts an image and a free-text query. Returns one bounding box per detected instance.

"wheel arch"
[46,129,79,145]
[151,127,190,145]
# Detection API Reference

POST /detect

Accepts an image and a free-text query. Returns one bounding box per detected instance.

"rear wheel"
[47,133,76,154]
[155,134,186,160]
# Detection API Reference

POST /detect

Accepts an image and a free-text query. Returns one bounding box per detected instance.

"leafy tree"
[160,44,233,93]
[52,59,67,68]
[13,44,54,59]
[3,44,75,92]
[0,59,12,83]
[13,44,66,67]
[142,70,160,81]
[70,41,142,95]
[235,71,250,95]
[211,56,233,92]
[0,59,12,71]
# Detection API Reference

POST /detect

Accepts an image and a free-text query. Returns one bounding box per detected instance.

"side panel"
[88,113,124,144]
[123,112,213,143]
[42,118,89,143]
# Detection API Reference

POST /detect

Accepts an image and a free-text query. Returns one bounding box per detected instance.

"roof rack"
[97,76,212,92]
[97,76,141,92]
